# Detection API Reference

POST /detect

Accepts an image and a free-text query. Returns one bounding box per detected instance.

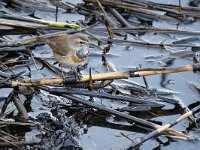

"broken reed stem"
[11,72,129,87]
[0,21,39,29]
[105,38,200,48]
[0,130,18,141]
[41,87,163,106]
[0,137,21,149]
[133,65,193,77]
[0,121,36,126]
[11,64,199,87]
[111,27,200,35]
[13,96,29,120]
[110,8,131,27]
[57,94,187,138]
[84,0,200,19]
[0,30,77,47]
[0,141,40,147]
[0,14,80,29]
[39,85,187,138]
[130,110,193,149]
[96,0,113,38]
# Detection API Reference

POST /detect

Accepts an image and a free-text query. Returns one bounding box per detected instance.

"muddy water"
[80,1,200,149]
[80,36,200,149]
[1,0,200,149]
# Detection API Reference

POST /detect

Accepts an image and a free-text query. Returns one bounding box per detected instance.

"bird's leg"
[64,64,88,83]
[65,66,82,82]
[71,66,82,81]
[73,63,88,80]
[57,64,73,83]
[61,67,68,80]
[58,64,66,79]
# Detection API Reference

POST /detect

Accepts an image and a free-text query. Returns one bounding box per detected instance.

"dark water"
[0,0,200,149]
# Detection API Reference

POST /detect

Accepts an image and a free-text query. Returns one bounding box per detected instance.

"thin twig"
[96,0,113,38]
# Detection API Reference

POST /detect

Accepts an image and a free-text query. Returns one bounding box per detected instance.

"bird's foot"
[72,68,82,81]
[64,64,88,84]
[63,73,82,86]
[64,68,82,82]
[67,64,87,78]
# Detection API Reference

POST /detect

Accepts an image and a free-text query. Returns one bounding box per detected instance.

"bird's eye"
[80,41,85,44]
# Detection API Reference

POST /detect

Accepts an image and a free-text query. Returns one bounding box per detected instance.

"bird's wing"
[37,34,69,56]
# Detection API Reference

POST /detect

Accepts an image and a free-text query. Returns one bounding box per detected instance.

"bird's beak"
[81,40,90,45]
[85,41,90,45]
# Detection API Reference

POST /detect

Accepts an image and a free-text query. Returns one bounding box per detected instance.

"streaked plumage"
[38,33,90,67]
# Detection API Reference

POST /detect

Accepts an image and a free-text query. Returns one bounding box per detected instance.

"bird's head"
[68,33,90,49]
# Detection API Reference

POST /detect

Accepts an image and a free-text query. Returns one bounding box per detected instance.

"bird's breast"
[53,51,86,68]
[70,53,85,63]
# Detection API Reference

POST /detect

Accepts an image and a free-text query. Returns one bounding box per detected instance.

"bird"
[38,33,90,70]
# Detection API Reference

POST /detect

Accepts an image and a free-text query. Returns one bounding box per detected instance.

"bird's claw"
[64,64,88,84]
[73,69,82,81]
[64,68,82,83]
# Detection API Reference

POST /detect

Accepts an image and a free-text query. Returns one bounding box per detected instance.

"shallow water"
[1,0,200,149]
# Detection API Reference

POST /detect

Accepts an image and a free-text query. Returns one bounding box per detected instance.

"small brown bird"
[38,33,90,68]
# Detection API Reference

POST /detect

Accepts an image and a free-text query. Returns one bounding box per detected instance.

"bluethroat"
[38,33,90,69]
